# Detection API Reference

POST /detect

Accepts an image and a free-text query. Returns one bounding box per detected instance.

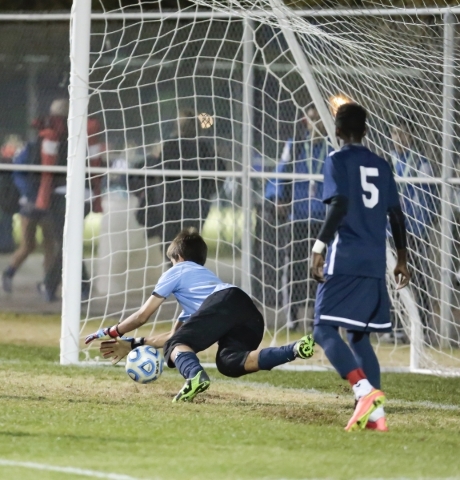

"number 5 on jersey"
[360,166,379,208]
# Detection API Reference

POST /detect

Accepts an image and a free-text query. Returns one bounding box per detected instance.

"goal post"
[61,0,91,365]
[440,11,455,348]
[62,1,460,374]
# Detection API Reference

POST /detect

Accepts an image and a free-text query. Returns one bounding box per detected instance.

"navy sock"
[258,342,296,371]
[313,324,359,378]
[347,331,381,389]
[174,351,203,380]
[4,266,16,278]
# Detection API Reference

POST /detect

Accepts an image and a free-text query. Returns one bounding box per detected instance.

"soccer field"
[0,313,459,480]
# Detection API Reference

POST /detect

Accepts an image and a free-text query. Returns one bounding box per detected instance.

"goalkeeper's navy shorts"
[314,274,392,333]
[164,287,264,378]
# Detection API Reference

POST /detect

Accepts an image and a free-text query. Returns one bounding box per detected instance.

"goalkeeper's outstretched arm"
[85,293,165,344]
[116,293,165,335]
[100,320,182,365]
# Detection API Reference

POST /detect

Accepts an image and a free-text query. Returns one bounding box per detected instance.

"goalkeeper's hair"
[335,103,367,138]
[167,228,208,266]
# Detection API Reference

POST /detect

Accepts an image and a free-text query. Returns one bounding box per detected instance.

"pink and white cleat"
[345,389,386,432]
[366,416,389,432]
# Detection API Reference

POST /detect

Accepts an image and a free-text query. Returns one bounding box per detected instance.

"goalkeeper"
[85,229,315,403]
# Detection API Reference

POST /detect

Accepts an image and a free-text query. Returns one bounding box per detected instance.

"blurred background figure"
[0,135,23,253]
[34,98,70,301]
[39,111,105,302]
[1,98,97,302]
[390,116,437,337]
[264,105,332,332]
[134,109,225,252]
[2,119,56,295]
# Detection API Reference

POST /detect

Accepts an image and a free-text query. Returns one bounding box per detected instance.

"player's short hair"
[335,103,367,137]
[167,228,208,266]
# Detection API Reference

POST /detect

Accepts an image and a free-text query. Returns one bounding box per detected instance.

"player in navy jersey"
[310,103,410,432]
[85,229,315,402]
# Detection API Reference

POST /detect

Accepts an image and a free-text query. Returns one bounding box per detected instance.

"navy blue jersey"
[322,144,401,279]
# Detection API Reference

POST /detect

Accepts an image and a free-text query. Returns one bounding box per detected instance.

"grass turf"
[0,316,459,479]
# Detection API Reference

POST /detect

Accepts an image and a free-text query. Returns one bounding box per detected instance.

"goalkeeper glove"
[100,337,145,365]
[84,325,122,344]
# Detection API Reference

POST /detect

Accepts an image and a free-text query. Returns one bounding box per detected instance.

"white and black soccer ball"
[125,346,164,384]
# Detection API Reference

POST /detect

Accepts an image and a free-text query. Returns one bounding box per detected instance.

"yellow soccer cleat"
[293,334,315,359]
[172,370,211,403]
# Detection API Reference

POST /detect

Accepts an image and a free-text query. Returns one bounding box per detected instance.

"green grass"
[1,343,460,480]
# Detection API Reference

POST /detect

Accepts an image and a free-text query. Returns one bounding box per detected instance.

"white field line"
[0,459,154,480]
[0,461,457,480]
[215,378,460,411]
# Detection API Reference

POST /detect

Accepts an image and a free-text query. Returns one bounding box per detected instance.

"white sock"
[369,406,385,422]
[352,379,373,400]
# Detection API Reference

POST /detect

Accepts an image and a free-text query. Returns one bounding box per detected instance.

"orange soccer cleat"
[366,416,389,432]
[345,389,386,432]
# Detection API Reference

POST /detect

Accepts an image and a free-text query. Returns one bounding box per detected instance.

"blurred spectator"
[2,121,56,294]
[390,117,437,332]
[264,106,332,331]
[134,109,225,249]
[30,99,70,301]
[87,117,104,215]
[0,135,23,253]
[38,110,105,302]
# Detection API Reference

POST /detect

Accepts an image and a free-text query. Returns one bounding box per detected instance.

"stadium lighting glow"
[198,112,214,129]
[329,94,351,116]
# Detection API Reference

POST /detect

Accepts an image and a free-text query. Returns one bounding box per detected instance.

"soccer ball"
[125,346,164,384]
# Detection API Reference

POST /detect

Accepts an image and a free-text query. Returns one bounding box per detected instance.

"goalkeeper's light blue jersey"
[322,144,401,279]
[153,261,235,321]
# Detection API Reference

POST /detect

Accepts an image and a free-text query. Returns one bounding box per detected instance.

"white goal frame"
[53,3,458,371]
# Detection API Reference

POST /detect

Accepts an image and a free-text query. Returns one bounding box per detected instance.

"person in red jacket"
[32,99,69,301]
[37,108,105,301]
[1,114,58,295]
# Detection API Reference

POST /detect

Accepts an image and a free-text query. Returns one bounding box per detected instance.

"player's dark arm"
[318,195,349,245]
[311,195,348,283]
[388,205,411,289]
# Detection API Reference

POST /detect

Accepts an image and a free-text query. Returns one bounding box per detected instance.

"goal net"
[69,0,460,374]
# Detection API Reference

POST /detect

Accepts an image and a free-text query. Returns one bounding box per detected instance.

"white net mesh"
[74,0,460,373]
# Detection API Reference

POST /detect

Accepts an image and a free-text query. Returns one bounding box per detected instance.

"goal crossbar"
[3,164,460,184]
[2,7,460,22]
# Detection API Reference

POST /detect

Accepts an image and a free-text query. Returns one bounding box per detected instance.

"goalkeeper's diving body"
[86,230,315,402]
[310,103,411,432]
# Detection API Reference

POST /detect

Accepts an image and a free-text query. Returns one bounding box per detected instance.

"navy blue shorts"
[314,274,392,333]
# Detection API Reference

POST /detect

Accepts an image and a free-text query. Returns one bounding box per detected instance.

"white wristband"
[312,240,326,254]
